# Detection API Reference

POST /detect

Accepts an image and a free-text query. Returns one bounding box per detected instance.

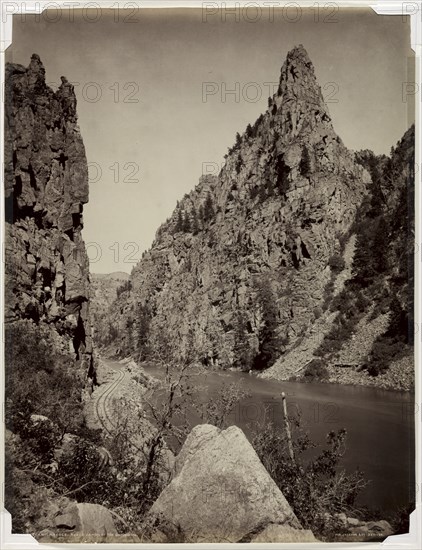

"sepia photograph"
[1,1,419,545]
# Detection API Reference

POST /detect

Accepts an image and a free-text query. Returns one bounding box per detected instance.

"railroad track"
[94,362,126,435]
[93,360,149,456]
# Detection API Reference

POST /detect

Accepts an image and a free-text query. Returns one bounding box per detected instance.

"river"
[143,363,415,513]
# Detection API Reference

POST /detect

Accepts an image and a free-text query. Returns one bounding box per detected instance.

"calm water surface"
[144,363,415,512]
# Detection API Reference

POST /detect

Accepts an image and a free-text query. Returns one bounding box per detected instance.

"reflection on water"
[144,363,415,513]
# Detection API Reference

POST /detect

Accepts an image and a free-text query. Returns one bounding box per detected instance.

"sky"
[6,7,414,273]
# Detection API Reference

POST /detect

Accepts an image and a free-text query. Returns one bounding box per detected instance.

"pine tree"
[233,309,252,371]
[137,303,151,360]
[203,193,215,223]
[235,132,241,149]
[182,212,191,232]
[253,278,281,370]
[198,204,205,225]
[192,206,199,235]
[175,209,183,232]
[372,216,389,273]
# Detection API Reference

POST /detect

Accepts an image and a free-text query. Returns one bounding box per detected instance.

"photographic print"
[2,2,417,545]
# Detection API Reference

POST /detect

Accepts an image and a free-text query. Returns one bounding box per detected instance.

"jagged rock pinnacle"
[280,45,321,98]
[5,55,88,227]
[271,45,332,142]
[287,44,313,64]
[27,53,46,91]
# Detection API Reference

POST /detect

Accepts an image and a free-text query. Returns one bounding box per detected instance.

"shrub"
[388,504,413,535]
[303,359,329,381]
[313,306,323,320]
[195,382,250,429]
[4,320,98,531]
[5,320,85,437]
[58,439,104,492]
[252,419,367,539]
[322,280,335,311]
[249,186,259,200]
[116,279,132,297]
[355,292,371,313]
[365,339,403,376]
[4,461,51,534]
[328,254,345,273]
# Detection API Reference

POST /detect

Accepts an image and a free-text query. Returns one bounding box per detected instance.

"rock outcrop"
[146,424,316,543]
[109,45,370,370]
[4,54,94,386]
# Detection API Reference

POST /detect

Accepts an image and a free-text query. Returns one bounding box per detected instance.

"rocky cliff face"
[4,54,94,385]
[263,124,414,387]
[90,272,130,348]
[110,45,370,369]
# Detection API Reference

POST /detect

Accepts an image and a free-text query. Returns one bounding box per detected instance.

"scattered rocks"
[331,514,394,541]
[326,348,414,392]
[250,523,317,543]
[346,520,394,541]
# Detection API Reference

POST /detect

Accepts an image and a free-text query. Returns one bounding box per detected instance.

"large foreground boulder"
[146,424,316,543]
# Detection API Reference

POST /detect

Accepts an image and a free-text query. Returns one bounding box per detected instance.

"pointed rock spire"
[271,45,333,143]
[57,75,77,120]
[27,53,46,92]
[278,45,320,100]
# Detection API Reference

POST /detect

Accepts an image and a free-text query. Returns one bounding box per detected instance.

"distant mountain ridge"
[92,271,130,281]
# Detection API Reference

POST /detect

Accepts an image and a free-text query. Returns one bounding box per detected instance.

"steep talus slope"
[111,45,370,369]
[4,54,94,385]
[321,126,415,390]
